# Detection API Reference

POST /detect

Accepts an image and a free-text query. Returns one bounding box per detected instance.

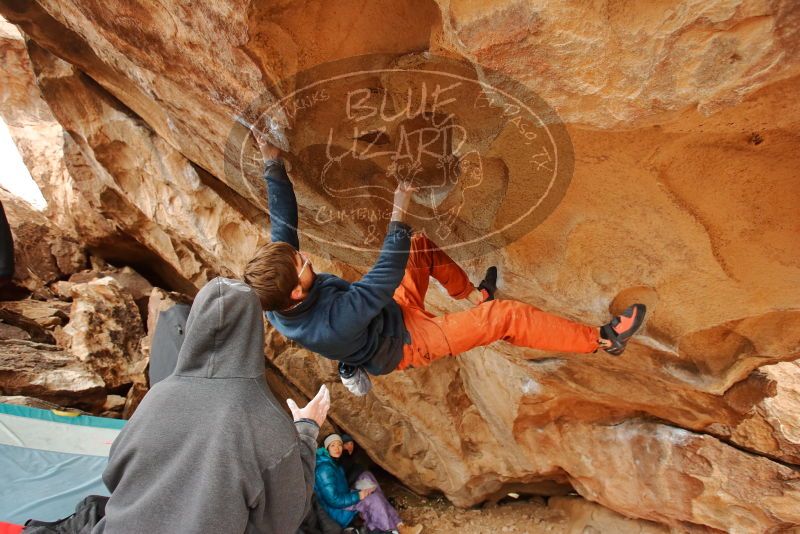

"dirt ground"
[380,479,671,534]
[386,490,570,533]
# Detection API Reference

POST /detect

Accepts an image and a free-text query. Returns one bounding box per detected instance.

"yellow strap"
[51,408,81,417]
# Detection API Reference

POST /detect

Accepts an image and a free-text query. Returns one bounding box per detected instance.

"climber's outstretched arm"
[263,159,299,249]
[254,139,300,250]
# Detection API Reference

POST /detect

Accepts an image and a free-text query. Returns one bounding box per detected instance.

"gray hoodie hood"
[175,277,265,379]
[95,276,318,534]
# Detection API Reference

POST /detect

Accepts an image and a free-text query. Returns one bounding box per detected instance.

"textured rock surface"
[0,322,31,341]
[0,299,64,344]
[440,0,800,126]
[21,42,263,294]
[0,339,106,409]
[727,361,800,465]
[122,356,149,420]
[58,277,145,390]
[1,1,799,531]
[102,393,126,418]
[523,421,800,531]
[70,267,153,323]
[0,188,86,296]
[0,19,86,244]
[547,496,671,534]
[1,17,262,294]
[0,299,69,330]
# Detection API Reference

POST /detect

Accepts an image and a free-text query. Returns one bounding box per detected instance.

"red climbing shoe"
[600,304,646,355]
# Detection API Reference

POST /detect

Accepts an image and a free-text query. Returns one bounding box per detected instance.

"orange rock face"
[1,1,799,531]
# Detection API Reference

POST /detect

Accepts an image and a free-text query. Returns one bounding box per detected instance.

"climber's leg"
[392,233,474,309]
[438,300,600,357]
[397,299,599,370]
[396,300,647,370]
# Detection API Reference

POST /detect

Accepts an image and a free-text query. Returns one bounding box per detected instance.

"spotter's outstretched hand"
[287,384,330,428]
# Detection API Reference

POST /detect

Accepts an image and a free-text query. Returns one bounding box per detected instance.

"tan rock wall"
[0,188,85,296]
[0,339,106,409]
[58,277,144,389]
[0,1,799,531]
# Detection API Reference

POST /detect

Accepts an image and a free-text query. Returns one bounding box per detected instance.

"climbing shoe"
[339,362,373,396]
[600,303,647,355]
[477,266,498,302]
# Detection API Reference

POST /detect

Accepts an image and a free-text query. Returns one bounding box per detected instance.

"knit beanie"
[324,434,343,450]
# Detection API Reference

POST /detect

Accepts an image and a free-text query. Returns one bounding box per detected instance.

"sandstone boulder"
[525,420,800,532]
[726,361,800,465]
[0,299,69,329]
[548,496,671,534]
[0,17,114,247]
[0,298,70,343]
[121,361,149,421]
[23,41,262,294]
[1,2,799,531]
[58,276,145,390]
[101,393,126,418]
[0,189,86,296]
[0,339,105,409]
[0,322,31,341]
[69,266,154,322]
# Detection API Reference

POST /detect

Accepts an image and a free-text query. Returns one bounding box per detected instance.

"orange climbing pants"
[394,234,599,370]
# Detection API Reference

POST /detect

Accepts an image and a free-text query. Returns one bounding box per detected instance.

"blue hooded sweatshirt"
[314,447,359,527]
[264,161,411,375]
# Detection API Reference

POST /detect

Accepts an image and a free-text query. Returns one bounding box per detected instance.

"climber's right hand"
[257,139,281,162]
[250,126,282,161]
[391,181,418,223]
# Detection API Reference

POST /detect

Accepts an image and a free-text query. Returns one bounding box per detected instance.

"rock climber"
[244,139,646,395]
